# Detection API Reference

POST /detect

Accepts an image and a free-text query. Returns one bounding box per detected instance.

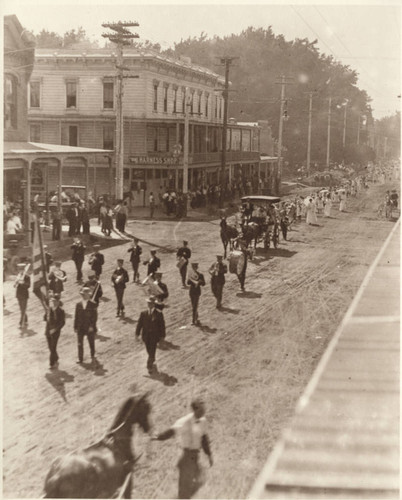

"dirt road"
[3,182,397,499]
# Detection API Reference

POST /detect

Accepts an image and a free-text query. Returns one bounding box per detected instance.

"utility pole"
[306,91,314,176]
[275,75,293,195]
[357,114,361,146]
[215,56,237,208]
[342,101,348,149]
[326,96,332,169]
[102,21,139,201]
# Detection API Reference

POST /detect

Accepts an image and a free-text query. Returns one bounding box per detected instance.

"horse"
[43,394,152,499]
[220,217,239,258]
[241,222,261,251]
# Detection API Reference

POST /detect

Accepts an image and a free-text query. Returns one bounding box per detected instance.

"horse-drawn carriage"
[220,195,281,257]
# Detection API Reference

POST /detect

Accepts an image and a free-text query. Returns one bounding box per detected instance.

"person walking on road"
[112,258,129,318]
[44,293,65,369]
[324,193,332,217]
[149,192,156,219]
[48,261,67,296]
[128,238,142,282]
[89,244,104,279]
[176,240,191,287]
[74,287,98,364]
[15,262,30,328]
[187,262,205,326]
[209,255,227,309]
[71,237,86,282]
[151,397,213,499]
[143,249,161,278]
[135,295,166,373]
[84,271,103,306]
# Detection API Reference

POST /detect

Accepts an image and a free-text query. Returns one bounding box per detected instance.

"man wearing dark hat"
[89,244,105,279]
[84,270,103,306]
[152,397,213,499]
[209,255,227,309]
[71,237,86,282]
[48,261,67,295]
[143,249,161,278]
[176,240,191,287]
[111,258,129,317]
[128,238,142,283]
[15,262,30,328]
[187,262,205,326]
[44,293,65,369]
[135,295,166,373]
[74,287,98,364]
[151,272,169,310]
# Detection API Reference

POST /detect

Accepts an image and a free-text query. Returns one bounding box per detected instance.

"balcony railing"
[190,150,259,164]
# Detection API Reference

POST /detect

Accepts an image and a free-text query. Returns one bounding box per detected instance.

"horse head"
[108,393,152,436]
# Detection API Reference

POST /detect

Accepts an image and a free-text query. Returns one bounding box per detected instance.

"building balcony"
[190,150,260,165]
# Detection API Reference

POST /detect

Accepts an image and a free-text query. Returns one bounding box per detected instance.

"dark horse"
[220,217,239,258]
[241,221,262,250]
[43,394,152,498]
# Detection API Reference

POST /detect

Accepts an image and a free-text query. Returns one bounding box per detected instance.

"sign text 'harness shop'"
[129,156,180,166]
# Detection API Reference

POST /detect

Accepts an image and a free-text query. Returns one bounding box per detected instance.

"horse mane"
[108,397,136,434]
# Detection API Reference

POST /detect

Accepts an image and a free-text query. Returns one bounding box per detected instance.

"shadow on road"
[236,291,262,299]
[267,248,298,258]
[45,369,75,402]
[95,333,111,342]
[158,339,181,351]
[82,359,108,376]
[120,316,136,325]
[145,369,178,386]
[198,324,217,334]
[99,296,111,303]
[219,306,240,314]
[20,328,38,337]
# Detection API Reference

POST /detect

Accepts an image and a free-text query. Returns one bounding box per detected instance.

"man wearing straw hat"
[74,287,98,364]
[127,237,142,283]
[209,255,227,309]
[111,258,129,318]
[44,292,65,369]
[15,262,30,328]
[187,262,205,326]
[151,397,213,499]
[135,295,166,373]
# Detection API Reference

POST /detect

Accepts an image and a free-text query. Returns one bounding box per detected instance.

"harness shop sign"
[129,156,180,166]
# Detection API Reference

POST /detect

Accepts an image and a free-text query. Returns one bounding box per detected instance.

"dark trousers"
[190,293,200,324]
[211,280,224,307]
[46,329,61,366]
[115,287,125,314]
[145,339,158,370]
[77,330,95,362]
[280,221,288,240]
[178,449,203,499]
[68,220,77,237]
[131,261,140,281]
[17,297,28,326]
[150,204,155,218]
[52,220,61,240]
[180,263,188,286]
[74,259,84,281]
[82,221,90,234]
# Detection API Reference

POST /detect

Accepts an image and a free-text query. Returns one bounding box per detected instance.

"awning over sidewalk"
[4,141,112,157]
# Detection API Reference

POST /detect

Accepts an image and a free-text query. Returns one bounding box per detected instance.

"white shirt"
[6,219,17,234]
[81,300,89,309]
[172,412,207,450]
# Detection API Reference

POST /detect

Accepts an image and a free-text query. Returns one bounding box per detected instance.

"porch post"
[58,158,63,213]
[84,157,89,203]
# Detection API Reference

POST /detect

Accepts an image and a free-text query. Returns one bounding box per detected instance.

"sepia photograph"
[2,1,400,498]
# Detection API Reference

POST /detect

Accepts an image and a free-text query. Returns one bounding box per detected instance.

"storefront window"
[4,74,17,130]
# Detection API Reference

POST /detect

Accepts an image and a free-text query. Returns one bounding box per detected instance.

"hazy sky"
[2,0,401,119]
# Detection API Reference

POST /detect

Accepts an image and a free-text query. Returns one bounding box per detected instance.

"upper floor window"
[215,96,218,118]
[103,124,114,150]
[30,81,40,108]
[219,98,222,119]
[153,84,158,111]
[205,94,209,118]
[103,81,114,109]
[66,81,77,109]
[61,124,78,146]
[182,89,186,113]
[30,124,41,142]
[173,88,178,113]
[163,86,168,112]
[4,74,17,130]
[198,93,202,115]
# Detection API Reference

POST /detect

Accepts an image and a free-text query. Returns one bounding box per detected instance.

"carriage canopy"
[241,195,281,206]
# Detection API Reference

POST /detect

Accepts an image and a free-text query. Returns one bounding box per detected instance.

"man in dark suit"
[111,258,129,318]
[135,295,166,373]
[143,249,161,278]
[84,270,103,306]
[44,292,65,369]
[187,262,205,326]
[128,238,142,283]
[176,240,191,287]
[89,244,105,279]
[66,202,79,236]
[209,255,227,309]
[71,237,86,282]
[74,287,98,364]
[152,272,168,310]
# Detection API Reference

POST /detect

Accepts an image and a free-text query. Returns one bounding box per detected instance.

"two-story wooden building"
[28,48,278,206]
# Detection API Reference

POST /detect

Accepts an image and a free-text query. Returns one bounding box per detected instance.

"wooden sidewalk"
[249,220,400,499]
